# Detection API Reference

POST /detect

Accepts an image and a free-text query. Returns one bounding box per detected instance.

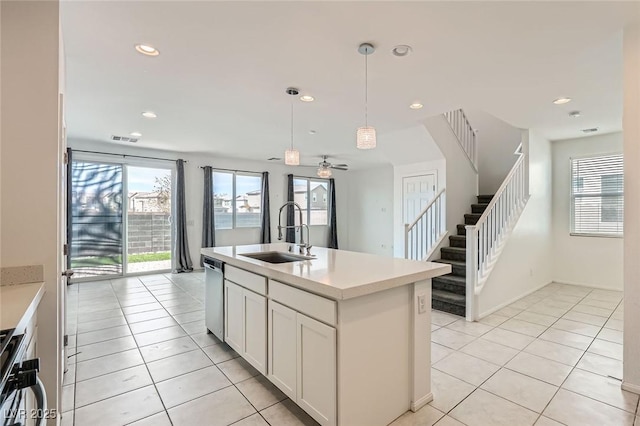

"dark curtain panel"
[174,159,193,273]
[327,178,338,249]
[66,148,73,271]
[201,166,215,266]
[286,174,296,243]
[260,172,271,244]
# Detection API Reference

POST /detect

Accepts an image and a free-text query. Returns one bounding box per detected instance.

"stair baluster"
[404,189,447,262]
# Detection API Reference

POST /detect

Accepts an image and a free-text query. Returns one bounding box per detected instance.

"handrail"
[404,189,447,261]
[406,188,446,230]
[470,154,524,228]
[465,144,528,321]
[443,109,478,171]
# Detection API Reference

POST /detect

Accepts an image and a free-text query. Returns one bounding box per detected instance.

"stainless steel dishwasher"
[204,257,225,342]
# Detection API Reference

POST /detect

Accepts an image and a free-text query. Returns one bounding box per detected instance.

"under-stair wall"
[475,130,553,317]
[423,114,478,244]
[464,109,523,195]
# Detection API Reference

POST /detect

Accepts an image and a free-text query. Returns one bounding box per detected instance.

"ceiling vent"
[111,135,139,143]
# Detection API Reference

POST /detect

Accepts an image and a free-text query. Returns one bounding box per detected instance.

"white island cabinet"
[202,243,450,426]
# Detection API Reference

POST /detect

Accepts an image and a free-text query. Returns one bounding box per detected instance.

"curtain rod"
[200,166,263,174]
[72,149,186,163]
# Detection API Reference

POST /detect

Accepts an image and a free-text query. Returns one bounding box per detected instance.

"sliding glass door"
[70,161,124,279]
[126,166,173,274]
[69,157,174,281]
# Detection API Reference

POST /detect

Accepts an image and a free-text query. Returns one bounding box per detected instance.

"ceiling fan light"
[284,148,299,166]
[356,126,377,149]
[317,167,332,178]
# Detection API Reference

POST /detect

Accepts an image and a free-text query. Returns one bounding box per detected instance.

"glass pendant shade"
[317,167,332,178]
[284,148,300,166]
[356,126,377,149]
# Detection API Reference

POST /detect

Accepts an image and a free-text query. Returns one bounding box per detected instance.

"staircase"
[432,194,493,316]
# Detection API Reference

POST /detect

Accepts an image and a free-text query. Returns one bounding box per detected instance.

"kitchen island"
[201,243,450,426]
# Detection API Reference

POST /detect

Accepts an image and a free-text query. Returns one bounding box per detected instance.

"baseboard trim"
[411,393,433,412]
[478,280,553,319]
[622,382,640,395]
[552,280,623,292]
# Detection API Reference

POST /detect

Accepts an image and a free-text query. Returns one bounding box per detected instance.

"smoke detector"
[391,45,412,57]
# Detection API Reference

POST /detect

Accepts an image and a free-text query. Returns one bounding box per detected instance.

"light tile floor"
[62,275,636,426]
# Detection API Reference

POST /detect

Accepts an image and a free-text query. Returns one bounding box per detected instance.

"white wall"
[552,132,623,290]
[347,166,394,256]
[68,139,350,268]
[1,1,62,421]
[392,159,446,258]
[423,114,478,245]
[465,109,522,195]
[623,21,640,394]
[477,130,553,317]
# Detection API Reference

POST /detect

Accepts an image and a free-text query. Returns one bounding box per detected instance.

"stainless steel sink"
[239,251,313,264]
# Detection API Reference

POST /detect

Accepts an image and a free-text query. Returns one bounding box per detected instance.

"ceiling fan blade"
[330,165,348,170]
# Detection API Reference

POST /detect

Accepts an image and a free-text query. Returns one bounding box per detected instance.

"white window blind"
[571,154,623,237]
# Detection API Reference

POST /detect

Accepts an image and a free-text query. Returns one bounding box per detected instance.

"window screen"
[292,178,328,226]
[213,171,262,229]
[571,154,623,236]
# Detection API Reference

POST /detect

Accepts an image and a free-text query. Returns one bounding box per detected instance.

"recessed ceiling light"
[409,103,423,110]
[553,97,572,105]
[142,111,157,118]
[130,132,142,137]
[135,44,159,56]
[569,111,581,118]
[300,95,314,102]
[309,130,317,135]
[392,45,413,57]
[582,127,599,133]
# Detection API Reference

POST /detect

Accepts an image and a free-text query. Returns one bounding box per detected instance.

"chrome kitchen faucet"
[277,201,312,255]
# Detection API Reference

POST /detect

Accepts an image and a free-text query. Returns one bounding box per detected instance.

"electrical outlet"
[418,294,427,314]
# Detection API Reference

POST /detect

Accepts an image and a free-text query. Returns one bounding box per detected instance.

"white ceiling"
[61,1,639,169]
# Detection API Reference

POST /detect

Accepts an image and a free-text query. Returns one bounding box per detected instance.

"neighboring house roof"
[129,191,165,199]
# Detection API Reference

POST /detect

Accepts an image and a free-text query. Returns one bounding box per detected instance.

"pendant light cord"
[364,50,368,127]
[290,100,294,150]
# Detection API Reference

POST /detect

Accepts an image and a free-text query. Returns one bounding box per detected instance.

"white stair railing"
[404,189,447,261]
[465,145,528,320]
[444,109,478,171]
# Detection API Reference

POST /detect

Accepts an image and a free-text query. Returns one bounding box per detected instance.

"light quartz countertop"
[201,243,450,300]
[0,282,45,332]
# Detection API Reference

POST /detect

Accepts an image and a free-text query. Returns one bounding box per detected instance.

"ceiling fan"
[305,155,348,178]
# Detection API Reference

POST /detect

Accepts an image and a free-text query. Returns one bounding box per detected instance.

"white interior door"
[403,174,436,224]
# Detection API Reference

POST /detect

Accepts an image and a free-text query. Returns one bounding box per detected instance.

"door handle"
[61,270,74,278]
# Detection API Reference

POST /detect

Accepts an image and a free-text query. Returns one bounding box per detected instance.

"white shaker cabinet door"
[243,290,267,374]
[296,313,337,426]
[267,300,297,400]
[224,280,244,354]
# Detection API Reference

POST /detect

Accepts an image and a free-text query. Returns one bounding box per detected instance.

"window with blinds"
[571,154,623,237]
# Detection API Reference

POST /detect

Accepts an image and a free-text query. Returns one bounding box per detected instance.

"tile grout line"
[113,276,175,426]
[433,284,626,425]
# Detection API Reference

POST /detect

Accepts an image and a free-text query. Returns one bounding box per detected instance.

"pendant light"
[317,166,332,178]
[356,43,376,149]
[284,87,300,165]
